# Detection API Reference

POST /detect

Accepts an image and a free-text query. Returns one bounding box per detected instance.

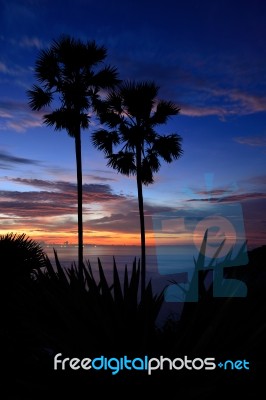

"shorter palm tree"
[92,81,183,298]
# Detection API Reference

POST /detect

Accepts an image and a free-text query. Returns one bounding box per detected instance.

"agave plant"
[6,248,164,365]
[2,249,165,394]
[166,231,263,358]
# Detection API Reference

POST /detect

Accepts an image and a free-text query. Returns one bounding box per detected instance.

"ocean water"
[44,244,196,270]
[44,244,196,289]
[44,245,198,325]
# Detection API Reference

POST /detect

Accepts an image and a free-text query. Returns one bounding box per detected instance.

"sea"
[44,244,197,325]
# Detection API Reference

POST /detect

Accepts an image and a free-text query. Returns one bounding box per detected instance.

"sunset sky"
[0,0,266,249]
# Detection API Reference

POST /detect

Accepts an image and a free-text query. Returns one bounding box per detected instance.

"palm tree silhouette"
[92,81,183,297]
[28,36,119,271]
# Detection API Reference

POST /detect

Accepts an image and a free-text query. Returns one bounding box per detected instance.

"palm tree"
[92,81,183,297]
[0,232,47,279]
[27,36,119,271]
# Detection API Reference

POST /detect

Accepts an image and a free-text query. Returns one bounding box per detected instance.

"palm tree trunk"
[136,145,146,299]
[75,129,83,275]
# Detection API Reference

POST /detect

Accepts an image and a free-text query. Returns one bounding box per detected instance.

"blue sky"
[0,0,266,248]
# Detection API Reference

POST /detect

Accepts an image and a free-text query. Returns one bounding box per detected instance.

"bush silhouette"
[0,232,47,280]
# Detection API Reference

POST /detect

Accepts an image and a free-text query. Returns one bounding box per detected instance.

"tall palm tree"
[27,36,119,272]
[92,81,183,297]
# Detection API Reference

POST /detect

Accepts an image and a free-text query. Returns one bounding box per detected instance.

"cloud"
[1,34,44,50]
[0,100,42,132]
[180,105,228,118]
[234,136,266,147]
[0,150,41,169]
[229,91,266,114]
[0,175,178,240]
[182,188,266,248]
[10,177,120,196]
[242,175,266,185]
[85,174,117,182]
[83,201,178,237]
[18,36,43,49]
[187,192,266,203]
[196,189,233,196]
[109,40,266,119]
[180,90,266,119]
[0,59,31,78]
[0,178,123,218]
[0,108,13,118]
[86,212,140,233]
[5,119,42,132]
[0,62,9,74]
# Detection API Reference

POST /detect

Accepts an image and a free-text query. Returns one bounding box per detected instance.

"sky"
[0,0,266,251]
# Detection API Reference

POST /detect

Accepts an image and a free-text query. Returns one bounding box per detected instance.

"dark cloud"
[0,175,178,240]
[196,189,233,196]
[187,192,266,203]
[85,204,178,234]
[0,150,41,169]
[86,212,140,233]
[92,169,116,175]
[0,199,75,217]
[85,174,117,182]
[0,178,123,218]
[1,175,265,247]
[10,177,118,195]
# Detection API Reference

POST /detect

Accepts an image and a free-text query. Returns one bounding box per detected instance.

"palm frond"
[29,35,119,136]
[143,149,161,173]
[84,39,107,64]
[93,80,183,185]
[92,129,120,154]
[119,81,159,120]
[51,36,107,67]
[93,65,120,88]
[141,158,155,185]
[150,100,180,125]
[153,134,183,162]
[106,151,136,176]
[35,48,60,88]
[43,109,89,135]
[106,90,123,112]
[99,110,123,128]
[27,85,53,111]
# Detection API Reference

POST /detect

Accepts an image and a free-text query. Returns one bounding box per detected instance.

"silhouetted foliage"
[92,81,183,298]
[27,35,119,270]
[0,232,46,278]
[1,233,265,396]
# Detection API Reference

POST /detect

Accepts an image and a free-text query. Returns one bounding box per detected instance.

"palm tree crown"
[92,80,183,296]
[28,35,119,270]
[28,36,119,134]
[93,81,182,184]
